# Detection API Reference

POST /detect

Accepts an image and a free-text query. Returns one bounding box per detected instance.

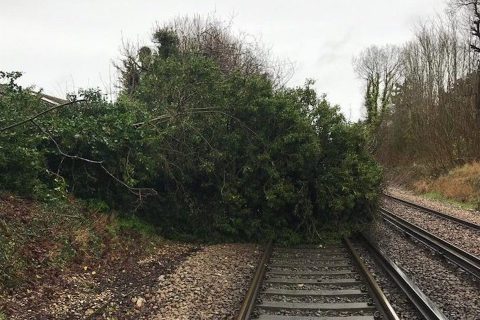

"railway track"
[380,207,480,280]
[237,195,480,320]
[238,238,447,320]
[382,193,480,230]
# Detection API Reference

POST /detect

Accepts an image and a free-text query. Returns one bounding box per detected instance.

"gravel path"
[368,221,480,319]
[152,243,261,320]
[387,186,480,225]
[351,242,422,320]
[382,197,480,257]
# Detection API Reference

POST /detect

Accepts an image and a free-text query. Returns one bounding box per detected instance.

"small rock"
[136,297,146,308]
[85,308,95,316]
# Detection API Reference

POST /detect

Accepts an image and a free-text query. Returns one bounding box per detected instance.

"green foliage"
[111,38,381,241]
[0,72,57,198]
[423,192,478,211]
[113,215,157,237]
[85,199,110,213]
[0,23,382,243]
[153,29,179,58]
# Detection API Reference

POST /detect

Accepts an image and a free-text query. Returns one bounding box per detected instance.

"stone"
[136,297,146,308]
[85,308,95,316]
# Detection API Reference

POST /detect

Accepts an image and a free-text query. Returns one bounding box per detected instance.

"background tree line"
[0,16,381,242]
[354,2,480,176]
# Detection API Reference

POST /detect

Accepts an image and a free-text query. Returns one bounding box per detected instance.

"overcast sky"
[1,0,448,120]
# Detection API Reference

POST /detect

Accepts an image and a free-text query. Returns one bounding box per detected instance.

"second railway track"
[380,207,480,280]
[382,193,480,230]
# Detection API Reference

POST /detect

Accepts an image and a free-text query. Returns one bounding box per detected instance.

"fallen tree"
[0,17,382,242]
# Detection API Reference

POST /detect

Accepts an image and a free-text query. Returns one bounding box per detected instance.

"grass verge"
[410,162,480,210]
[421,191,478,210]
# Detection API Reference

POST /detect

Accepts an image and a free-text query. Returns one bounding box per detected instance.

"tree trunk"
[477,67,480,128]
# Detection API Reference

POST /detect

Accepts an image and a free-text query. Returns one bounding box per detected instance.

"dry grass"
[413,179,430,194]
[412,162,480,206]
[73,227,91,255]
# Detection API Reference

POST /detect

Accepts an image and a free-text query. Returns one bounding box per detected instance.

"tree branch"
[0,99,86,132]
[30,119,157,198]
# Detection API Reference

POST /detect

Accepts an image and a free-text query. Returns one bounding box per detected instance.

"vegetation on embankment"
[409,162,480,210]
[0,193,162,294]
[0,16,382,248]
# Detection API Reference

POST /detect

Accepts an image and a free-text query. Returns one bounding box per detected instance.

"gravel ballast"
[382,195,480,257]
[153,243,261,320]
[351,241,422,320]
[4,243,260,319]
[4,242,197,319]
[386,186,480,225]
[368,221,480,319]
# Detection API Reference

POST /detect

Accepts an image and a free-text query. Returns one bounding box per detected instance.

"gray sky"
[1,0,447,120]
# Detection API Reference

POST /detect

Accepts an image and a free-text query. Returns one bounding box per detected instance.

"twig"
[31,120,103,164]
[100,164,157,197]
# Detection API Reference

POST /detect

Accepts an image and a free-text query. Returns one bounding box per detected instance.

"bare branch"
[0,99,86,132]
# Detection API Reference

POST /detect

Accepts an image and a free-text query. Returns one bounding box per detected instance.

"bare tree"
[375,13,479,169]
[452,0,480,52]
[116,14,294,94]
[450,0,480,125]
[353,45,402,127]
[161,15,294,86]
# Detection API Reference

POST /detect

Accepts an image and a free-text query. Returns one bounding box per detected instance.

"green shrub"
[0,72,48,197]
[110,48,382,241]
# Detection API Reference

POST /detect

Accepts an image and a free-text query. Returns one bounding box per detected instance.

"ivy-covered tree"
[353,45,402,128]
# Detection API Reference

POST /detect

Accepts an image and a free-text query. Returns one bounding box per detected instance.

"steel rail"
[381,208,480,280]
[360,233,448,320]
[383,193,480,230]
[237,240,273,320]
[344,237,399,320]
